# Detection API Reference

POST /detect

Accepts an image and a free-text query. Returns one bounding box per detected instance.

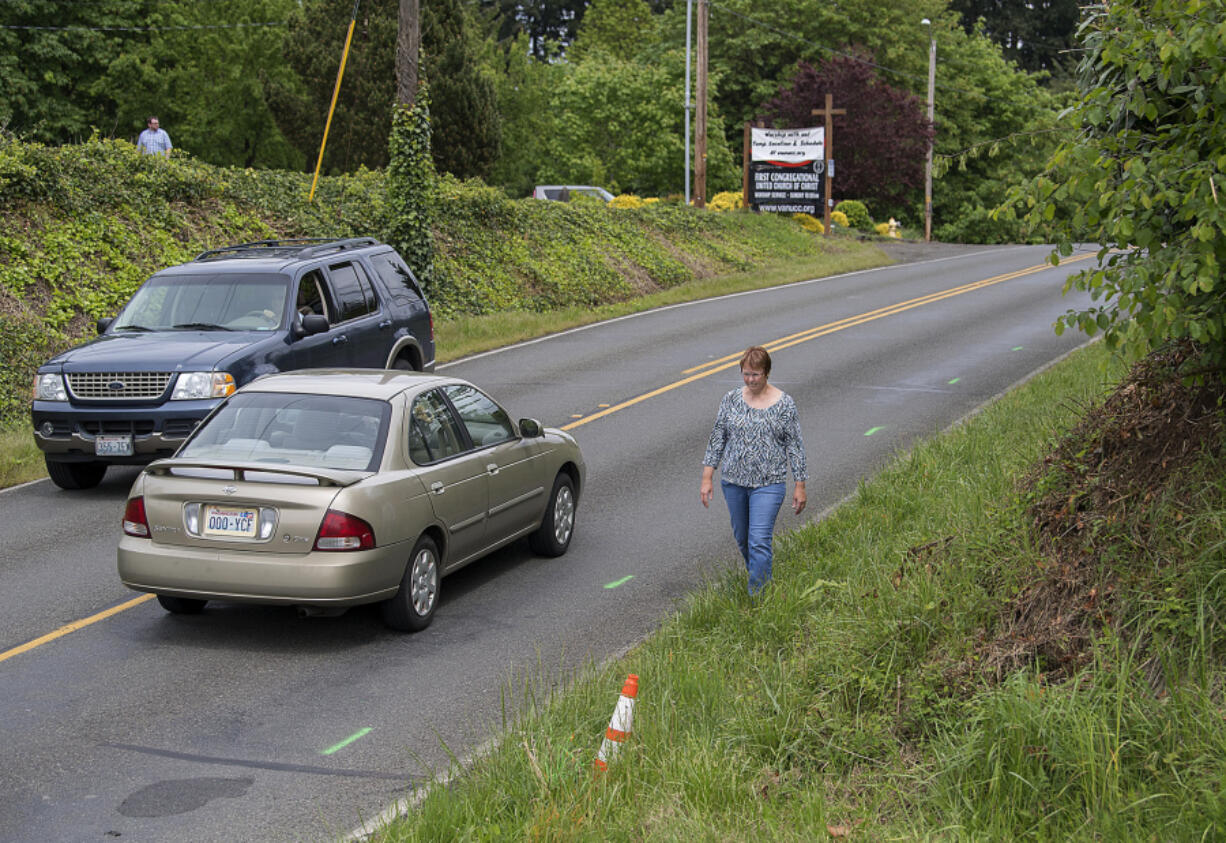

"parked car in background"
[117,369,585,631]
[32,238,434,490]
[531,185,614,203]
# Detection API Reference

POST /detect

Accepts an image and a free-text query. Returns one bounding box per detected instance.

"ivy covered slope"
[0,135,837,426]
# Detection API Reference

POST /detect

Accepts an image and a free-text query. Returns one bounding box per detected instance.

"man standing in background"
[137,116,172,155]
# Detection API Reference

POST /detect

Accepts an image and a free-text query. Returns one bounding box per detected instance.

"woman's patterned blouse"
[703,388,807,487]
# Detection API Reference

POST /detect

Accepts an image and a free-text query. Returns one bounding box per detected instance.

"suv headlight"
[34,373,68,401]
[171,372,236,400]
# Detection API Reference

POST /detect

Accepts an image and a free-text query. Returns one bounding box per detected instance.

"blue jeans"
[721,481,786,595]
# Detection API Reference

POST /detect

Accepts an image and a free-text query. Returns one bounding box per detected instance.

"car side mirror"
[300,314,329,336]
[518,418,544,438]
[96,317,113,334]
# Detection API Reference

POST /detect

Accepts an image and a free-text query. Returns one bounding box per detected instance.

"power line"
[1,21,286,31]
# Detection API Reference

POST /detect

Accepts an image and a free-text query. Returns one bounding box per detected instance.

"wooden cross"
[813,94,846,235]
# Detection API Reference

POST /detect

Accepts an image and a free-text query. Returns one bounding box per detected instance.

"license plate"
[203,505,258,538]
[95,434,134,457]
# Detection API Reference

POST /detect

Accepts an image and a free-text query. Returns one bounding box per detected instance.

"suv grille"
[67,372,173,400]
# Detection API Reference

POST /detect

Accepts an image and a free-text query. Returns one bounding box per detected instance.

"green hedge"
[0,134,828,425]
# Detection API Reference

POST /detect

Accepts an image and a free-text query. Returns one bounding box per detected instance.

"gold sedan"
[117,369,585,631]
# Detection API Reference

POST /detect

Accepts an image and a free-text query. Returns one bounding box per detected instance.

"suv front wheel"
[46,459,107,490]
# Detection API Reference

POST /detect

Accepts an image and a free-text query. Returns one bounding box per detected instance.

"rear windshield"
[112,273,290,332]
[180,392,390,471]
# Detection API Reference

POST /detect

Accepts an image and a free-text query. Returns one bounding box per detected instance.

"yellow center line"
[563,255,1093,432]
[0,593,156,665]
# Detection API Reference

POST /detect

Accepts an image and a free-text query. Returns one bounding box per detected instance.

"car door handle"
[331,335,349,345]
[430,481,444,495]
[378,319,393,329]
[486,463,499,476]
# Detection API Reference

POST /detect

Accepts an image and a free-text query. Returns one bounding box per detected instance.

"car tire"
[157,594,207,614]
[528,473,576,557]
[382,535,441,632]
[45,458,107,490]
[392,355,419,372]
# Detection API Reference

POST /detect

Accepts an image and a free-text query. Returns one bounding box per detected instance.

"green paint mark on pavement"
[864,426,884,437]
[322,727,372,756]
[948,377,960,385]
[604,575,634,589]
[1012,346,1024,351]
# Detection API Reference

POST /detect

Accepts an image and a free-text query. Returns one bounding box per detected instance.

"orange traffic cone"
[594,673,638,771]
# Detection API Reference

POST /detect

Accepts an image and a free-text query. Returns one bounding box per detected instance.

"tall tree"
[0,0,157,142]
[482,32,557,197]
[427,0,501,180]
[480,0,590,60]
[656,0,938,142]
[567,0,657,62]
[540,47,737,196]
[272,0,499,177]
[1,0,302,167]
[103,0,302,169]
[949,0,1081,82]
[270,1,398,173]
[757,53,933,212]
[926,23,1067,242]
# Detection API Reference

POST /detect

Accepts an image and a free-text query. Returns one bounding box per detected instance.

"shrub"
[708,191,744,212]
[835,199,873,231]
[830,210,850,228]
[792,213,824,234]
[609,194,645,209]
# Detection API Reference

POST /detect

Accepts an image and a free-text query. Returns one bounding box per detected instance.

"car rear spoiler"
[144,459,372,487]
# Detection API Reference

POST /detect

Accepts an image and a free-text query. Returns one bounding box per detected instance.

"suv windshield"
[112,273,290,332]
[180,392,390,471]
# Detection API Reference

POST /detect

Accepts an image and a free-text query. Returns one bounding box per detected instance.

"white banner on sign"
[751,126,824,163]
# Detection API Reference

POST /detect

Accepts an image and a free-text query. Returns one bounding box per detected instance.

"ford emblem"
[221,485,238,495]
[107,380,125,392]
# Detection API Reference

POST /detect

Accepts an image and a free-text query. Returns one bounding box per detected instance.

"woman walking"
[700,346,807,595]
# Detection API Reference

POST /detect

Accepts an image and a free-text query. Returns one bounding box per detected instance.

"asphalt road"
[0,243,1100,841]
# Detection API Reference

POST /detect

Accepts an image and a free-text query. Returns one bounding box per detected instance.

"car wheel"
[382,535,441,632]
[392,355,419,372]
[529,473,576,557]
[45,458,107,490]
[157,595,207,614]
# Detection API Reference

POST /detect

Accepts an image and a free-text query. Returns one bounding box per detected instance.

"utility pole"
[684,0,693,205]
[397,0,420,106]
[694,0,708,209]
[922,18,935,242]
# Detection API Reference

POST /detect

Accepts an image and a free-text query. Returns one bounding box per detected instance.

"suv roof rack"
[194,237,381,262]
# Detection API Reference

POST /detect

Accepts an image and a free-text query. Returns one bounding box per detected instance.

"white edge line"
[0,476,48,494]
[344,334,1105,841]
[437,245,1033,369]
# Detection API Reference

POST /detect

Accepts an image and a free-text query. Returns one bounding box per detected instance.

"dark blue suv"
[32,237,434,489]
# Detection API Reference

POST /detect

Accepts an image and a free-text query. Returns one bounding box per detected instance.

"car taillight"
[314,509,375,551]
[123,497,150,538]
